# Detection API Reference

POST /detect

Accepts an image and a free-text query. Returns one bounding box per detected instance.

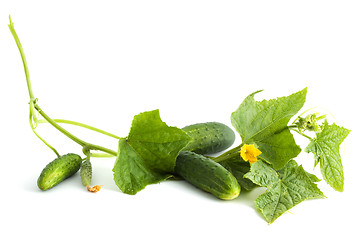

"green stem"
[8,16,35,101]
[9,16,60,155]
[211,144,243,163]
[29,110,60,157]
[34,104,117,156]
[38,118,120,139]
[9,16,117,157]
[90,152,115,158]
[291,129,313,140]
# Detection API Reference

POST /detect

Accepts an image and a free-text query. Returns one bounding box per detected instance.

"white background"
[1,1,359,239]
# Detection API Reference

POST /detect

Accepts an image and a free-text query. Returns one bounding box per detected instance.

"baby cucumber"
[182,122,235,154]
[175,151,240,200]
[37,153,82,190]
[80,160,92,186]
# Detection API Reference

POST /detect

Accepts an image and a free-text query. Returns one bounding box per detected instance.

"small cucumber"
[175,151,240,200]
[80,160,92,186]
[37,153,82,190]
[182,122,235,154]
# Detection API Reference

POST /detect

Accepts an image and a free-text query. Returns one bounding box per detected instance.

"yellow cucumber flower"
[240,144,262,164]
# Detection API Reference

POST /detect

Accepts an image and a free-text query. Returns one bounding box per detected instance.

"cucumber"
[175,151,240,200]
[80,160,92,186]
[37,153,82,190]
[182,122,235,154]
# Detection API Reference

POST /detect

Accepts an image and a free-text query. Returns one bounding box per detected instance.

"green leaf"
[113,138,170,195]
[231,88,307,169]
[305,120,350,192]
[113,110,190,195]
[244,160,325,223]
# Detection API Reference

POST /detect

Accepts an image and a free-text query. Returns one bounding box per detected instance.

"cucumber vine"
[9,15,350,223]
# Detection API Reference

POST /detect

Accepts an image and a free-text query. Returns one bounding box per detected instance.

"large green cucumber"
[37,153,82,190]
[182,122,235,154]
[175,151,240,200]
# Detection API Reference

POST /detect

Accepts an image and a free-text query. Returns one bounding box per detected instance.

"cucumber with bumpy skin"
[37,153,82,190]
[175,151,240,200]
[182,122,235,154]
[80,160,92,186]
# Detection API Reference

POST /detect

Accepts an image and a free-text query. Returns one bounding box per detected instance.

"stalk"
[9,15,117,157]
[29,111,60,157]
[34,104,117,156]
[38,119,120,139]
[8,16,34,101]
[211,144,243,163]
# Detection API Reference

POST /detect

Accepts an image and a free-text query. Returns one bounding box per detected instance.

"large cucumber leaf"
[113,110,190,195]
[244,160,325,223]
[231,88,307,169]
[305,120,350,192]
